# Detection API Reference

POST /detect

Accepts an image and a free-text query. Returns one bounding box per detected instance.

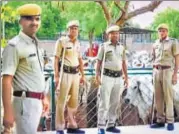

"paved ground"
[38,123,179,134]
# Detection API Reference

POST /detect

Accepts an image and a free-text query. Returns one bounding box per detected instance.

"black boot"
[106,127,121,133]
[67,128,85,134]
[56,130,65,134]
[150,123,165,129]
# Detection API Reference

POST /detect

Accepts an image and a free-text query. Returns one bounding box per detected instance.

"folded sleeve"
[2,44,19,75]
[54,39,63,58]
[122,47,126,60]
[172,39,179,56]
[97,45,104,61]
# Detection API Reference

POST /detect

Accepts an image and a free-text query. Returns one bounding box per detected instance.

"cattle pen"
[40,68,179,131]
[1,68,179,134]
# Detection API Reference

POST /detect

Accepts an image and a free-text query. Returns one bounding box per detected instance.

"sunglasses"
[21,15,41,21]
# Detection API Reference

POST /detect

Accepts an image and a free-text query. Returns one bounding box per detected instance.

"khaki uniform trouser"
[153,68,174,123]
[98,75,124,128]
[55,72,79,129]
[13,97,42,134]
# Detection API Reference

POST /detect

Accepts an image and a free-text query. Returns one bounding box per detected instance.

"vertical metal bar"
[0,0,2,133]
[50,73,56,130]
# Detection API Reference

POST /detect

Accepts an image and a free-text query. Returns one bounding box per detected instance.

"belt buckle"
[75,68,78,73]
[115,73,118,77]
[157,66,162,70]
[21,91,26,99]
[68,67,70,73]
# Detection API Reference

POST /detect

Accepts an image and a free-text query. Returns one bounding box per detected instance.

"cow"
[124,75,154,124]
[124,75,179,124]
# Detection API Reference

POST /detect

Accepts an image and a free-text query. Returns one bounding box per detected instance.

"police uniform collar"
[67,35,79,44]
[19,31,38,45]
[109,41,120,46]
[159,36,169,42]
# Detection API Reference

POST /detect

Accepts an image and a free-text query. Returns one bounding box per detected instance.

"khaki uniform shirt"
[54,36,81,66]
[97,41,126,71]
[153,37,179,68]
[2,31,45,92]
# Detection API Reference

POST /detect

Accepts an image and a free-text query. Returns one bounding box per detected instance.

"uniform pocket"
[163,49,171,57]
[163,43,172,57]
[26,57,33,70]
[65,47,73,56]
[155,47,161,58]
[26,56,39,71]
[105,50,113,61]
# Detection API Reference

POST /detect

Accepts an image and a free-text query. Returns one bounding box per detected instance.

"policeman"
[151,23,179,131]
[2,4,47,134]
[96,25,128,134]
[54,20,85,134]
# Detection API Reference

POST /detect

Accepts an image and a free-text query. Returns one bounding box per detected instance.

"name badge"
[29,53,36,57]
[66,47,72,49]
[106,50,112,53]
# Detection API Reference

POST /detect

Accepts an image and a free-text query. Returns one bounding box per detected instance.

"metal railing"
[44,68,156,130]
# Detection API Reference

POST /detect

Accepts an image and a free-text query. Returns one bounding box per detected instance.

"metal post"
[2,1,7,39]
[50,73,56,130]
[2,19,5,39]
[0,0,2,133]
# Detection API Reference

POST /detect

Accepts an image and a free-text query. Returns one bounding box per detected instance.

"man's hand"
[172,73,177,85]
[2,75,14,134]
[95,75,101,86]
[54,75,59,89]
[2,126,13,134]
[42,96,50,118]
[3,109,14,134]
[124,76,129,88]
[80,75,86,85]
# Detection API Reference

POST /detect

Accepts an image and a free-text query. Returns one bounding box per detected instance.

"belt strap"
[153,65,171,70]
[63,65,79,74]
[13,91,44,100]
[103,68,122,77]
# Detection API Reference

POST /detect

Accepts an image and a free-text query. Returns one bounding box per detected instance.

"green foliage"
[3,2,64,40]
[59,1,107,39]
[1,1,136,42]
[37,2,63,39]
[1,5,17,22]
[1,3,19,47]
[1,38,7,48]
[151,8,179,39]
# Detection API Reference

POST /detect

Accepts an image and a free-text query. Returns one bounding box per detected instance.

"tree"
[151,8,179,39]
[58,1,107,46]
[2,1,163,46]
[37,2,65,39]
[3,1,65,40]
[97,1,162,26]
[1,2,18,47]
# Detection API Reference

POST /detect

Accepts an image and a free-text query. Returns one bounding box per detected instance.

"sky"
[130,1,179,28]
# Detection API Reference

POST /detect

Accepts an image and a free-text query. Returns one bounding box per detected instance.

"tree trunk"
[97,1,162,27]
[88,29,95,57]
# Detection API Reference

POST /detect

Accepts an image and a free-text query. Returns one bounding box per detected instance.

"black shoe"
[106,127,120,133]
[67,128,85,134]
[42,127,47,131]
[56,130,65,134]
[150,123,165,128]
[167,123,174,131]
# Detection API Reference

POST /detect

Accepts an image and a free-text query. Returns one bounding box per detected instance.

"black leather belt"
[153,65,171,70]
[59,61,79,74]
[13,91,44,100]
[63,64,79,74]
[103,68,122,77]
